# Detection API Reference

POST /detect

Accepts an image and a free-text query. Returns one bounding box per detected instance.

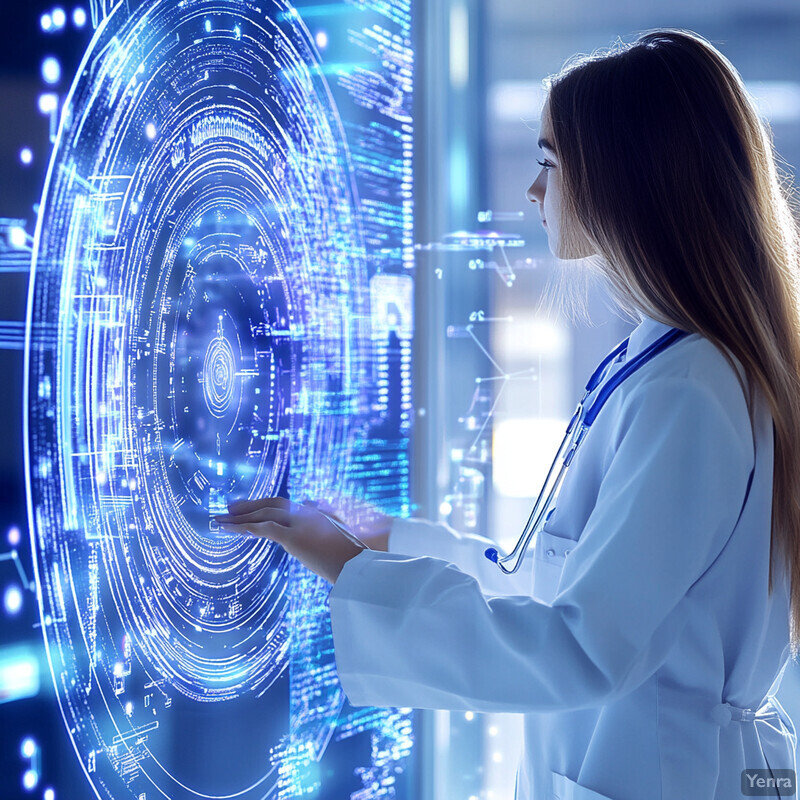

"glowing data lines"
[24,0,413,798]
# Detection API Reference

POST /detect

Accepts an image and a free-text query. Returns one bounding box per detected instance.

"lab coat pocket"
[551,770,616,800]
[532,523,576,604]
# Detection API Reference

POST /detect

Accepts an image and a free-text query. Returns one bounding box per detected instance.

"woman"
[216,28,800,800]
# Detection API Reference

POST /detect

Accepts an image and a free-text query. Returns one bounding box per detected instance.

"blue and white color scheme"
[24,1,415,798]
[330,315,796,800]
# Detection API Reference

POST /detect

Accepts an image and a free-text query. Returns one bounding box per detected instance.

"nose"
[526,171,545,205]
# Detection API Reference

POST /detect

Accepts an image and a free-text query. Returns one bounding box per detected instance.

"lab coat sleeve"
[388,516,535,596]
[329,376,754,713]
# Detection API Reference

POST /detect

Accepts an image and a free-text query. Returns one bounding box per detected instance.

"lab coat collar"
[623,314,679,362]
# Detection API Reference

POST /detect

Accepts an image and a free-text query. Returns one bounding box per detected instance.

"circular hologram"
[25,1,372,798]
[202,327,236,418]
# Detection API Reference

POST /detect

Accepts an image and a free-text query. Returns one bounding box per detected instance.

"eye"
[536,159,553,171]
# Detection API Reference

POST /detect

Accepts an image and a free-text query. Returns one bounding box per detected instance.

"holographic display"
[23,1,415,798]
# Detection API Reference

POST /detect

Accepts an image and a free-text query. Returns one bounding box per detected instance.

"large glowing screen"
[24,0,414,798]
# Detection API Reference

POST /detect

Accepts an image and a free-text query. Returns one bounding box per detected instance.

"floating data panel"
[24,1,414,798]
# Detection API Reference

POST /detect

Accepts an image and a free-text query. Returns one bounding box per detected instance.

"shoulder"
[603,332,755,456]
[626,332,748,411]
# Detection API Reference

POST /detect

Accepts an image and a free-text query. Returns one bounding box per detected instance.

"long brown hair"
[543,29,800,650]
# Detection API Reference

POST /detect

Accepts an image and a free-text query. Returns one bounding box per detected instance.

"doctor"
[216,28,800,800]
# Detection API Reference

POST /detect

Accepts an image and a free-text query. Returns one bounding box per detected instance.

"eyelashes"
[536,159,554,171]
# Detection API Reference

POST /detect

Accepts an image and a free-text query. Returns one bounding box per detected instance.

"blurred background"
[2,1,800,799]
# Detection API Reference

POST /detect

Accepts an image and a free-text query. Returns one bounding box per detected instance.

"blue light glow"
[4,585,22,615]
[9,226,27,248]
[0,647,40,703]
[22,769,38,791]
[41,57,61,85]
[20,147,33,165]
[73,7,87,29]
[25,0,415,798]
[37,93,57,114]
[51,8,66,29]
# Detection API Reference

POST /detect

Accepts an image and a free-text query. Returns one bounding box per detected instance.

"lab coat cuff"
[328,548,411,707]
[387,516,429,555]
[388,515,457,562]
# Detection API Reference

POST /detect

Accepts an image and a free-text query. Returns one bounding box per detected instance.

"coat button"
[546,548,555,557]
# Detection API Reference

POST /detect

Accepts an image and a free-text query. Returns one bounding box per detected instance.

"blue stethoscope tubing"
[485,326,691,574]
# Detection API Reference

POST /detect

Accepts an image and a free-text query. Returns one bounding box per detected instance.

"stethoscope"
[485,326,690,574]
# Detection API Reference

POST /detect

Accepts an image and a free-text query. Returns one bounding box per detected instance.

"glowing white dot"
[315,30,328,49]
[439,500,452,516]
[125,701,133,715]
[9,227,27,248]
[492,751,502,763]
[21,738,36,758]
[72,7,86,28]
[19,148,33,165]
[205,18,211,32]
[145,122,157,140]
[38,93,58,114]
[4,586,23,615]
[464,711,474,721]
[40,13,52,31]
[7,526,21,546]
[22,769,38,790]
[51,7,66,28]
[488,725,498,736]
[42,57,61,85]
[44,790,55,800]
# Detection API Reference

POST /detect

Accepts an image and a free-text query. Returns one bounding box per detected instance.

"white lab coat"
[328,315,797,799]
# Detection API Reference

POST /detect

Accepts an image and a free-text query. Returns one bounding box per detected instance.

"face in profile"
[526,97,595,260]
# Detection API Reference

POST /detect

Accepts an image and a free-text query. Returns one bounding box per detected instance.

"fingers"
[225,496,292,514]
[216,520,287,541]
[216,507,292,526]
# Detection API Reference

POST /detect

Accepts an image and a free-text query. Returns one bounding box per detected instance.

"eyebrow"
[538,137,555,152]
